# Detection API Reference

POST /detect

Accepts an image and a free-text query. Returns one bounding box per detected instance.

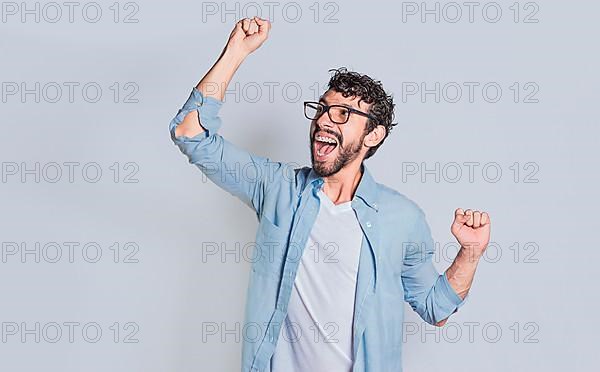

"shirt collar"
[302,163,379,212]
[354,163,380,212]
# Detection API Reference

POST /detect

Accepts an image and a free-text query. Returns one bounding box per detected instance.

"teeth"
[315,135,337,144]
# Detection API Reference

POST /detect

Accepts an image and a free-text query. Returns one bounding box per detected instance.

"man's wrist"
[456,245,483,265]
[222,45,248,66]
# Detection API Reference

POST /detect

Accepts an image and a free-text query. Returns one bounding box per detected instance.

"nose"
[315,113,335,131]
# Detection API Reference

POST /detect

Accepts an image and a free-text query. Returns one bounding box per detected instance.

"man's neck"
[320,161,363,205]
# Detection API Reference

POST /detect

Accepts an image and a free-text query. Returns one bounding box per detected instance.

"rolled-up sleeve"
[168,87,284,217]
[401,209,469,325]
[169,87,223,143]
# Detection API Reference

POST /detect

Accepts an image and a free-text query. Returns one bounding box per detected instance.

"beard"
[310,130,365,177]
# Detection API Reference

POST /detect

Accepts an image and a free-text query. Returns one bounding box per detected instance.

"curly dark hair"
[326,67,397,160]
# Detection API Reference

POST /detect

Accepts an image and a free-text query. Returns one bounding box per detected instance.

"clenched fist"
[226,16,271,57]
[451,208,491,257]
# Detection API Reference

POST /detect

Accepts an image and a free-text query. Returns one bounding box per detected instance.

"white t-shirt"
[270,187,363,372]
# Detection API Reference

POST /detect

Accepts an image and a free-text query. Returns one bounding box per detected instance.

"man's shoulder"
[375,180,426,219]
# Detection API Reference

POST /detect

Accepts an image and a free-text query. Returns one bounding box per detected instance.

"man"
[169,17,491,372]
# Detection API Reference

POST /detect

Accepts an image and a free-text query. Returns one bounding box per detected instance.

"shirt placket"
[250,180,323,371]
[350,201,380,365]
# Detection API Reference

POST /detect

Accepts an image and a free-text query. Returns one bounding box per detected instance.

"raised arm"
[175,17,270,138]
[169,17,284,217]
[401,209,469,326]
[438,208,491,325]
[402,207,490,327]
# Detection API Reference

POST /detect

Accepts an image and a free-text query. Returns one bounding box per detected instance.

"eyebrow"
[319,98,355,110]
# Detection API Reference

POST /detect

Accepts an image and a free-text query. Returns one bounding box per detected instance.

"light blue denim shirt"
[169,87,468,372]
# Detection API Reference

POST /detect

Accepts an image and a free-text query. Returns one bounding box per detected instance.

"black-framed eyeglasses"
[303,101,378,125]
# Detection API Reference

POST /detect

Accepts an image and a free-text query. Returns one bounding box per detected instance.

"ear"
[364,125,386,149]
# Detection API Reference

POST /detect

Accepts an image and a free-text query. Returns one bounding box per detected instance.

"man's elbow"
[175,110,206,138]
[434,318,449,327]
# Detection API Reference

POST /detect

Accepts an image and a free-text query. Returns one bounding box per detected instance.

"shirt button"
[366,221,372,228]
[195,101,202,106]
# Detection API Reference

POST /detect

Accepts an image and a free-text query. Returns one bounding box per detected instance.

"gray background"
[0,0,598,371]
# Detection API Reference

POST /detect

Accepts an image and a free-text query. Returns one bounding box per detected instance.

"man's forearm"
[445,246,481,300]
[174,47,246,139]
[197,16,269,100]
[197,46,247,101]
[434,248,481,326]
[436,208,490,327]
[175,18,269,139]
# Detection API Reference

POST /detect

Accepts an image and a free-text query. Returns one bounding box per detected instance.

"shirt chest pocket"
[251,215,289,279]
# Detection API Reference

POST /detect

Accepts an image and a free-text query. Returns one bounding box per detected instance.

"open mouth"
[313,133,339,159]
